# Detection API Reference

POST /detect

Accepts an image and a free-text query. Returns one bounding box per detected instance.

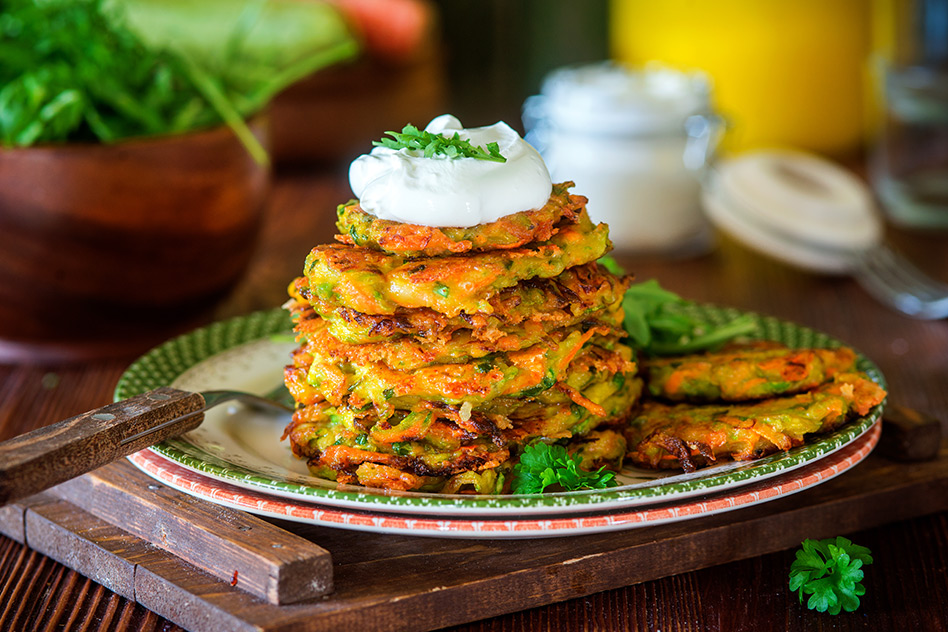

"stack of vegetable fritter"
[283,182,641,493]
[625,342,886,472]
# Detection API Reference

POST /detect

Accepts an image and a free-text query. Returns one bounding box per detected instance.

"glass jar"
[523,62,721,256]
[869,0,948,229]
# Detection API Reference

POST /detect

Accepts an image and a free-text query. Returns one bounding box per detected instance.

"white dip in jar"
[523,62,720,256]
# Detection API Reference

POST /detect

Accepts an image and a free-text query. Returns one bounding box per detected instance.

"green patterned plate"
[116,305,886,516]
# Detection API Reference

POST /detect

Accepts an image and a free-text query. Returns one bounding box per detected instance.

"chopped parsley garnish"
[374,124,507,162]
[475,360,493,374]
[519,373,556,398]
[391,441,412,456]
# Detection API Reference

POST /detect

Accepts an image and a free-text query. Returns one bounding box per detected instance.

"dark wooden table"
[1,167,947,631]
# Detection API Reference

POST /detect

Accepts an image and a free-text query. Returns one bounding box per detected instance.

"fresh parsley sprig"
[512,443,617,494]
[623,279,759,355]
[789,537,873,615]
[598,256,758,355]
[374,124,507,162]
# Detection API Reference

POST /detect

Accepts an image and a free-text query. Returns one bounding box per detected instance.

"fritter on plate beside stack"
[283,183,642,493]
[626,342,887,473]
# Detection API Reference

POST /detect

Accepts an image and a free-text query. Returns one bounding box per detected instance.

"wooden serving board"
[2,441,946,632]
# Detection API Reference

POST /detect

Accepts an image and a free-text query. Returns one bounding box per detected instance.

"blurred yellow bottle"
[610,0,871,156]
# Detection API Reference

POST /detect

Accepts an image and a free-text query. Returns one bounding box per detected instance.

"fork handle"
[0,387,205,506]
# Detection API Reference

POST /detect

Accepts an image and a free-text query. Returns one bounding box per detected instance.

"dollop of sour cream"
[349,115,553,227]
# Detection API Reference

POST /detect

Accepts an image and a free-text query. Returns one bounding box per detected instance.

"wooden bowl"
[0,121,270,362]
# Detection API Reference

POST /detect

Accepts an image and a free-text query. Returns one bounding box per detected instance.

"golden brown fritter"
[625,372,886,472]
[282,164,641,492]
[294,310,625,372]
[569,429,628,471]
[282,372,642,493]
[644,343,858,402]
[335,181,587,256]
[303,211,610,316]
[288,262,630,345]
[283,402,512,489]
[299,329,626,412]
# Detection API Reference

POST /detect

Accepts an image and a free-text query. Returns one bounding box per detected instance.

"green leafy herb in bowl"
[0,0,357,356]
[0,0,358,162]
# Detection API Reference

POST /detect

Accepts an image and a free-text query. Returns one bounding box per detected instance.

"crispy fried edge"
[334,181,586,256]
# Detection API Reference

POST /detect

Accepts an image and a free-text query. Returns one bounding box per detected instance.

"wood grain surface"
[3,441,940,632]
[0,387,205,505]
[0,168,947,631]
[21,493,155,601]
[52,463,334,605]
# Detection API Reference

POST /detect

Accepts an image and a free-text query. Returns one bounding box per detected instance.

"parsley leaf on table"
[788,537,873,615]
[512,443,617,494]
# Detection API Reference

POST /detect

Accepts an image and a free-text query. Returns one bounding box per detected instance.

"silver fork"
[853,244,948,319]
[118,385,295,447]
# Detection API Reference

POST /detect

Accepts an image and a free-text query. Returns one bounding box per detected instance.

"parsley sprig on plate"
[512,443,617,494]
[599,256,759,355]
[623,279,759,355]
[789,537,873,614]
[374,124,507,162]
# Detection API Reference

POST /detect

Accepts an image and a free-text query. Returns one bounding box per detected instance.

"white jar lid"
[702,150,883,274]
[529,62,713,135]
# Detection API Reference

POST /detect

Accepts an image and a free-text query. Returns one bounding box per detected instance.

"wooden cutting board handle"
[879,404,943,461]
[0,387,205,506]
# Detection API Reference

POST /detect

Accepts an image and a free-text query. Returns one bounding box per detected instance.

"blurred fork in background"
[855,244,948,320]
